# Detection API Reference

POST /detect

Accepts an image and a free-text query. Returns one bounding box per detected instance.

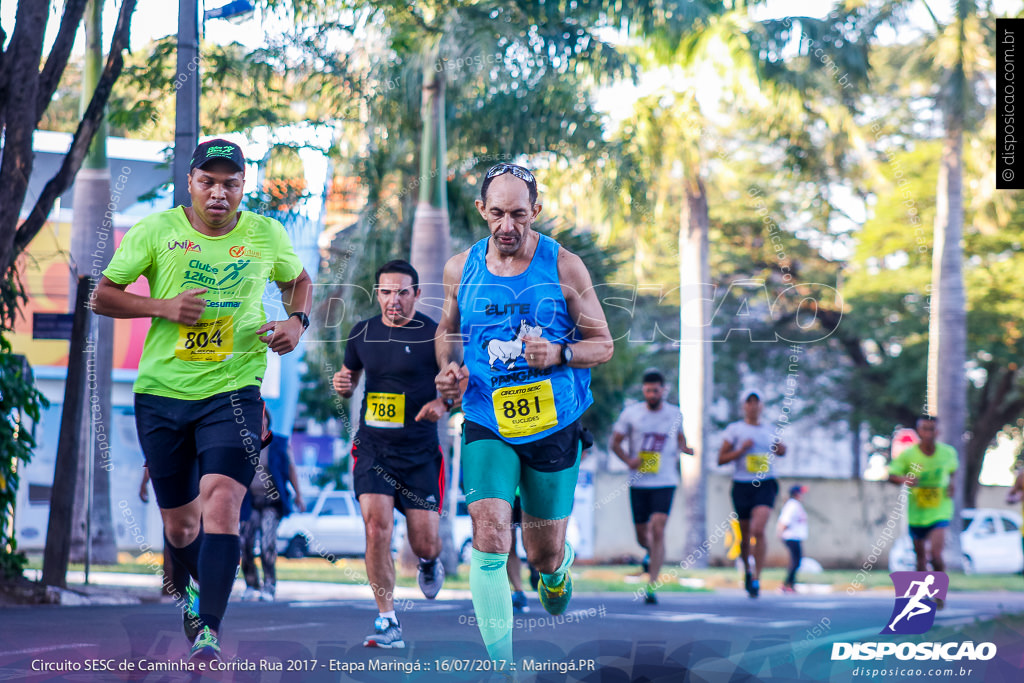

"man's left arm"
[524,250,613,368]
[947,447,959,499]
[286,447,305,512]
[678,428,695,456]
[258,269,313,355]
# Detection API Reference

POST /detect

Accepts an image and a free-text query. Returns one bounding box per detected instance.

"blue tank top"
[459,233,592,443]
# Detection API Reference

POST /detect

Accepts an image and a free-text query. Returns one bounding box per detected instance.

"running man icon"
[881,571,949,635]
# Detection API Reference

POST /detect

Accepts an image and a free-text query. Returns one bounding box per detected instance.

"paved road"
[1,588,1022,682]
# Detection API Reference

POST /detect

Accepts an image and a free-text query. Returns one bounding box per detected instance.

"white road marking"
[0,643,95,657]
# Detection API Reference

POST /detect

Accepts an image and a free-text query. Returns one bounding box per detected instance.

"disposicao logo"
[881,571,948,635]
[831,571,997,663]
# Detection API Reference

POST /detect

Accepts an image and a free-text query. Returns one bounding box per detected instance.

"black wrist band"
[289,311,310,330]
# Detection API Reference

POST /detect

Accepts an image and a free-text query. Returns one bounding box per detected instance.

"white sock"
[380,611,397,622]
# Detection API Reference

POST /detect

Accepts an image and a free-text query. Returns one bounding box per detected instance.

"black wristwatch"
[289,311,310,331]
[559,343,574,366]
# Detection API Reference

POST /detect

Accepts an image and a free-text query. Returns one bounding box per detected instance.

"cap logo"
[205,145,237,159]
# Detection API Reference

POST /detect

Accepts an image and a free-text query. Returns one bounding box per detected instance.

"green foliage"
[0,333,49,579]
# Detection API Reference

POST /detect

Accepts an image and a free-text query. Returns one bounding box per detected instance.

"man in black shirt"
[332,260,449,649]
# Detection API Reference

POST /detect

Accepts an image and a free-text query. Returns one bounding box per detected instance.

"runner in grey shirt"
[718,391,786,598]
[611,369,693,604]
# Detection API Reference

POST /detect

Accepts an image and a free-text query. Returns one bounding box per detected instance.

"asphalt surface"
[1,586,1022,683]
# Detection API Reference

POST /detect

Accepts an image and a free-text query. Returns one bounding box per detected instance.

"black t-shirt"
[343,312,441,450]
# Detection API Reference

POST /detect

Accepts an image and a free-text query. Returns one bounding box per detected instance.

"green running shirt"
[889,442,959,527]
[103,207,303,400]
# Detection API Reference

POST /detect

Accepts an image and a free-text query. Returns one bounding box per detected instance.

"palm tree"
[602,2,872,563]
[923,0,973,510]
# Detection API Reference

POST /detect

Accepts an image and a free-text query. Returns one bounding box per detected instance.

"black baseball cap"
[189,138,245,173]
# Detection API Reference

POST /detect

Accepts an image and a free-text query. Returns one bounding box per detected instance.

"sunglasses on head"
[484,163,535,184]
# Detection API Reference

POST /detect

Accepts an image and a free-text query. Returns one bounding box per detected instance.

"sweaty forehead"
[192,163,244,182]
[484,174,533,211]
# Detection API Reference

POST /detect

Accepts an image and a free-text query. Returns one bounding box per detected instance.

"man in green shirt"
[94,138,312,662]
[888,415,959,573]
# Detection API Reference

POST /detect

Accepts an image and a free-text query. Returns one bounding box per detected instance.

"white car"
[277,488,406,559]
[888,508,1024,574]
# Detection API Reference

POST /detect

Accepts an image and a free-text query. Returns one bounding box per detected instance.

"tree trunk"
[850,415,862,480]
[67,0,117,566]
[962,365,1024,507]
[678,176,710,567]
[927,89,967,570]
[408,39,456,576]
[42,278,92,588]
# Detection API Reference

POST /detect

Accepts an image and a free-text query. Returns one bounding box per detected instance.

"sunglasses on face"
[484,163,535,184]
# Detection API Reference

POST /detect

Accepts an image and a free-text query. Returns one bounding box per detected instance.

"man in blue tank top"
[434,163,613,663]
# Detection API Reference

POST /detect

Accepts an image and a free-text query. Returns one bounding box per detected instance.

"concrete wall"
[589,472,1014,568]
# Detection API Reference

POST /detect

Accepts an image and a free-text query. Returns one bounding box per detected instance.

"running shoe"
[183,578,201,642]
[260,587,275,602]
[363,616,405,649]
[743,572,754,597]
[417,558,445,599]
[644,585,658,605]
[642,553,650,575]
[780,584,796,594]
[749,579,760,599]
[241,586,260,602]
[538,544,574,616]
[511,590,529,613]
[189,626,221,663]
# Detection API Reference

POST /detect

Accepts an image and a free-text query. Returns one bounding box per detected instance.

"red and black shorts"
[352,435,445,514]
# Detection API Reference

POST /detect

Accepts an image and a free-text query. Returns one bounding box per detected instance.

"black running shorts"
[730,478,779,521]
[629,486,676,525]
[351,436,445,514]
[135,386,264,509]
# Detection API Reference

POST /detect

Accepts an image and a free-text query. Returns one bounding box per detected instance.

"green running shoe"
[538,543,574,616]
[188,626,221,663]
[183,578,201,642]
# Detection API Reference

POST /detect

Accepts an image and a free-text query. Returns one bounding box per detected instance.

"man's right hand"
[333,367,354,397]
[436,362,468,401]
[162,288,208,325]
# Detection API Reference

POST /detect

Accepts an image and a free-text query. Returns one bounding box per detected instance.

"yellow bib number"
[492,380,558,438]
[746,453,770,474]
[639,450,661,474]
[914,487,941,509]
[365,392,405,428]
[176,316,233,362]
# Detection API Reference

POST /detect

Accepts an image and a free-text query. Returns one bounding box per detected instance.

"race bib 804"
[176,316,233,362]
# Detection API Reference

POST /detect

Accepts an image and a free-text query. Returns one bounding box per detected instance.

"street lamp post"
[173,0,200,208]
